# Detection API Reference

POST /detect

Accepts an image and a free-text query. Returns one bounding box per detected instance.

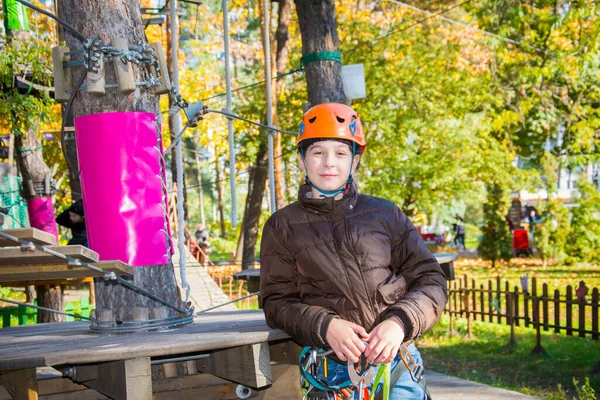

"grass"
[418,315,600,399]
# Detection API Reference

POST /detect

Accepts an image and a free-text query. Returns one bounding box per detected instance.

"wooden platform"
[0,228,56,248]
[0,310,299,400]
[0,228,133,284]
[0,261,133,284]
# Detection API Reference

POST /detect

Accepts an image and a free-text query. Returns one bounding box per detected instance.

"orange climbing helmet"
[297,103,366,153]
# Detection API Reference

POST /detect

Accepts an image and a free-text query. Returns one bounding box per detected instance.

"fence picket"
[566,285,573,336]
[543,283,549,331]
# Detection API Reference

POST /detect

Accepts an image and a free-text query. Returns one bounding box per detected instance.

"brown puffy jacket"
[260,183,447,348]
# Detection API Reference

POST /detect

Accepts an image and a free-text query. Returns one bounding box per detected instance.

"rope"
[195,291,259,315]
[263,0,276,213]
[170,0,190,304]
[300,51,342,66]
[0,297,96,322]
[222,0,237,228]
[206,109,299,136]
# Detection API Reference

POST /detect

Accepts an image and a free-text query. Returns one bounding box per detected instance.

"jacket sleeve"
[387,206,448,340]
[260,219,337,347]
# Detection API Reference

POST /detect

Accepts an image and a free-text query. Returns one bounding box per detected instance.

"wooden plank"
[0,245,98,266]
[0,368,38,399]
[0,311,289,370]
[0,229,56,248]
[68,358,151,400]
[0,261,132,283]
[197,342,272,389]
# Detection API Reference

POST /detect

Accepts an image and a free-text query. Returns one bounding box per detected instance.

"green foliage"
[534,153,569,264]
[0,35,56,133]
[549,378,597,400]
[479,183,513,266]
[565,175,600,264]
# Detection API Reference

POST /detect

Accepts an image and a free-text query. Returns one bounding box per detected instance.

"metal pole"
[222,0,237,227]
[263,0,276,213]
[170,0,189,301]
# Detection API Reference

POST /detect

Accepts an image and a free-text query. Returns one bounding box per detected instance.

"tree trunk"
[294,0,345,105]
[194,152,206,226]
[36,285,63,323]
[58,0,181,321]
[273,0,292,210]
[214,150,226,238]
[6,7,63,323]
[238,0,293,268]
[242,139,268,269]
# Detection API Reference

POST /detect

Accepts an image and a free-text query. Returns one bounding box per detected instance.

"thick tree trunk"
[7,14,63,323]
[36,285,63,323]
[58,0,181,321]
[214,150,226,238]
[14,127,64,323]
[273,0,292,210]
[238,0,293,267]
[242,139,268,269]
[294,0,345,105]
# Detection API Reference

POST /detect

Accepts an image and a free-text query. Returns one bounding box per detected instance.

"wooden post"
[579,287,587,338]
[524,282,530,328]
[0,368,38,400]
[554,289,561,334]
[463,293,475,340]
[479,283,484,322]
[592,288,599,340]
[487,280,493,322]
[542,283,549,331]
[514,286,520,327]
[472,278,477,321]
[66,357,152,400]
[197,343,273,389]
[530,295,547,355]
[448,281,456,336]
[506,292,517,348]
[566,285,573,336]
[496,276,501,324]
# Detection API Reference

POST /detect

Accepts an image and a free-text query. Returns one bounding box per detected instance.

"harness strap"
[373,345,432,400]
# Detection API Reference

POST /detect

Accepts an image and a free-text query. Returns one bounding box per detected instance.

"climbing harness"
[298,344,432,400]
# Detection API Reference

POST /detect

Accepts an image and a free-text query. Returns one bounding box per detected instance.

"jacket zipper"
[343,212,377,329]
[328,216,367,329]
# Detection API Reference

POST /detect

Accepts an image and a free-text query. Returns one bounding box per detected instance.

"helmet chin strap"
[301,142,356,199]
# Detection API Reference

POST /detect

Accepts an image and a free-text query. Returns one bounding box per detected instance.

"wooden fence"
[446,275,599,351]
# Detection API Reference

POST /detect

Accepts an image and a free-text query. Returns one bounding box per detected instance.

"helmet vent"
[309,116,317,123]
[336,116,345,123]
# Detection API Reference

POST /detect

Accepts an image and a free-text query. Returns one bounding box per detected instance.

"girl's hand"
[364,319,405,364]
[325,318,369,363]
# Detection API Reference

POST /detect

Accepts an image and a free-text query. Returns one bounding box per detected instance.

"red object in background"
[421,233,436,242]
[512,228,531,256]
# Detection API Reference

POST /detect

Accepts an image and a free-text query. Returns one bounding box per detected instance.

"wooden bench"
[0,310,300,400]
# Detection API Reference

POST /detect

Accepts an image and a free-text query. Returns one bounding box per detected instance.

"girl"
[260,103,447,399]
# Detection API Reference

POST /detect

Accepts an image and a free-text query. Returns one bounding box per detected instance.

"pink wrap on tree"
[74,112,171,266]
[26,197,59,240]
